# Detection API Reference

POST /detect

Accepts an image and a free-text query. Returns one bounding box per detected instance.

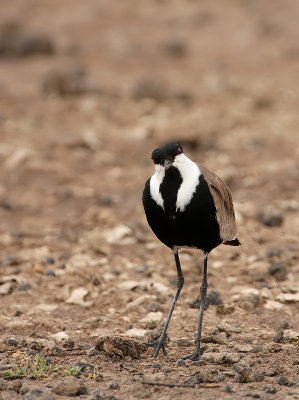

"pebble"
[264,385,278,394]
[276,376,289,386]
[257,208,284,227]
[202,352,241,364]
[51,331,69,341]
[0,379,8,390]
[123,328,148,339]
[218,323,242,334]
[268,262,287,281]
[176,358,186,367]
[276,292,299,303]
[3,337,18,346]
[140,311,163,328]
[108,382,120,390]
[0,281,15,294]
[234,343,253,352]
[205,290,223,307]
[23,388,54,400]
[273,328,284,343]
[233,364,252,383]
[52,378,88,396]
[18,282,32,291]
[0,24,54,58]
[65,287,93,307]
[264,300,283,310]
[176,338,193,347]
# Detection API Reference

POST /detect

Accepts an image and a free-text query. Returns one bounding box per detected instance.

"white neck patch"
[173,153,201,212]
[149,164,165,209]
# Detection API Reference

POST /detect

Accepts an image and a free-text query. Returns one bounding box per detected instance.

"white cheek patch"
[173,154,201,212]
[150,164,165,209]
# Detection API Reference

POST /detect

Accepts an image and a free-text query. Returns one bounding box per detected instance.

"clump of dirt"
[95,337,147,359]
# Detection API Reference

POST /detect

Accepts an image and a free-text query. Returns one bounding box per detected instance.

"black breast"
[143,173,222,253]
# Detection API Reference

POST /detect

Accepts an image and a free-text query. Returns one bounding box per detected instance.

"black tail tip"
[223,237,241,246]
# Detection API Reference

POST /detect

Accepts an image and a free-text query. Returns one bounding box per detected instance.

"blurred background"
[0,0,298,394]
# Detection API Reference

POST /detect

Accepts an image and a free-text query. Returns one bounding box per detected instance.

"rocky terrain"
[0,1,298,399]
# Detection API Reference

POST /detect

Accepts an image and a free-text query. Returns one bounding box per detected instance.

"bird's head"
[151,143,184,170]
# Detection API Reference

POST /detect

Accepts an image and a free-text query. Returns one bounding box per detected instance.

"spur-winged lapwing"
[142,143,240,361]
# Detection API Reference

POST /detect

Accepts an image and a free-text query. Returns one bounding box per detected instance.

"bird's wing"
[199,164,237,242]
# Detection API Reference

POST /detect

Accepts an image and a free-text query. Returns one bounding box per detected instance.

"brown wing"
[199,164,237,242]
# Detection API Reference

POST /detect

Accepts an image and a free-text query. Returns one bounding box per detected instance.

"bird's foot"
[144,338,167,358]
[181,351,201,361]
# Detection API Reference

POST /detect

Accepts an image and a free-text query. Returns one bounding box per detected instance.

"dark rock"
[205,290,223,307]
[132,79,167,101]
[273,328,284,343]
[264,385,278,394]
[108,382,120,390]
[75,362,94,374]
[42,67,100,97]
[176,358,186,367]
[253,371,265,382]
[89,390,103,400]
[268,262,287,281]
[0,23,54,58]
[52,379,88,396]
[9,380,22,393]
[46,257,55,264]
[233,363,252,383]
[4,337,18,346]
[276,376,289,386]
[189,297,201,309]
[14,310,23,317]
[257,208,283,227]
[151,363,161,369]
[62,339,75,349]
[45,270,56,277]
[23,388,54,400]
[0,379,8,390]
[18,282,31,291]
[223,384,233,393]
[4,255,21,265]
[279,320,290,330]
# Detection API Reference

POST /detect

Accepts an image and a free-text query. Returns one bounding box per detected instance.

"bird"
[142,143,240,361]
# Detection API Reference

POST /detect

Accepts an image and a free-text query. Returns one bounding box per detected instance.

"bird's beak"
[164,159,172,170]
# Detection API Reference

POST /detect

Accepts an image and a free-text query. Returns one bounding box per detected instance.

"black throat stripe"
[159,166,183,219]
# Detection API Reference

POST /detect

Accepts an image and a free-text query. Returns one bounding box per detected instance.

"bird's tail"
[223,237,241,246]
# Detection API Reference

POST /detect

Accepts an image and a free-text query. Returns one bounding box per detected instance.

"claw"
[144,339,167,358]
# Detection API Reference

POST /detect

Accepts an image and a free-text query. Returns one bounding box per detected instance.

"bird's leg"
[182,253,208,361]
[145,249,184,358]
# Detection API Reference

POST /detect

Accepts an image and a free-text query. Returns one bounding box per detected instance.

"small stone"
[146,303,163,312]
[276,376,289,386]
[52,331,69,341]
[18,282,31,291]
[205,290,223,307]
[23,388,54,400]
[257,208,283,227]
[52,378,88,396]
[108,382,120,390]
[176,338,193,347]
[252,345,263,353]
[264,300,283,310]
[0,281,15,294]
[268,262,287,281]
[162,366,172,373]
[62,339,75,349]
[0,379,8,390]
[140,311,163,328]
[4,337,18,346]
[176,358,186,367]
[152,363,161,369]
[223,384,233,393]
[65,287,92,307]
[234,344,253,352]
[233,362,252,383]
[253,371,265,382]
[273,328,284,343]
[216,304,235,315]
[264,385,278,394]
[218,323,242,334]
[276,293,299,303]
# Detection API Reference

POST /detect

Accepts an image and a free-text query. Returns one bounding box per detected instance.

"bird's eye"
[176,147,182,155]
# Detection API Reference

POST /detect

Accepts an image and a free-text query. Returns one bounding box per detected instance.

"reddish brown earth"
[0,1,298,399]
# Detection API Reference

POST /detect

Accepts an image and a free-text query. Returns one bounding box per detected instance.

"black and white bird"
[142,143,240,361]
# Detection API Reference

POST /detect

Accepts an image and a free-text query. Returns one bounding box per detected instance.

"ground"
[0,1,298,399]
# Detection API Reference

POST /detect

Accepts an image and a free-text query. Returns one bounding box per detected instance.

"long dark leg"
[145,249,184,358]
[182,252,209,361]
